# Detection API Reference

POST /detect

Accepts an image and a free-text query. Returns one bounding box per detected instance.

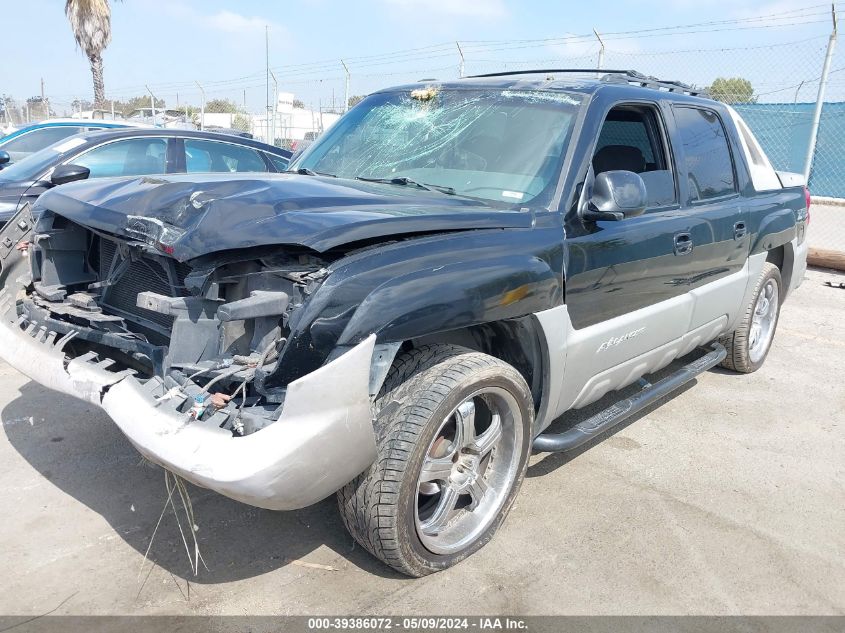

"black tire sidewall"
[393,366,533,575]
[744,265,783,372]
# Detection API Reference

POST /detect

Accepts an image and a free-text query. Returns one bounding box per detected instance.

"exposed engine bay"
[21,211,330,437]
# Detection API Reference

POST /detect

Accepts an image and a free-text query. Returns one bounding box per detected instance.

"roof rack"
[466,68,707,97]
[601,70,707,96]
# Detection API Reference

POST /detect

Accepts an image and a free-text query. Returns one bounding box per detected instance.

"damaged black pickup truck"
[0,70,809,577]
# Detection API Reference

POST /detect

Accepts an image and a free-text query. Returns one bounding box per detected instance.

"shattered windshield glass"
[292,87,582,206]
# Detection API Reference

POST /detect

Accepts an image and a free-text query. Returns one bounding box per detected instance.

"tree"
[206,98,239,114]
[707,77,755,104]
[347,95,365,108]
[65,0,118,106]
[232,113,252,132]
[1,96,23,126]
[113,95,164,116]
[72,98,94,112]
[26,97,52,120]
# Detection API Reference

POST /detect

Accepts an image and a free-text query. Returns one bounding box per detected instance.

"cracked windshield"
[294,87,582,206]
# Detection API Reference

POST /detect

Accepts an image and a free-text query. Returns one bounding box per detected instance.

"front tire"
[337,344,534,577]
[720,262,782,373]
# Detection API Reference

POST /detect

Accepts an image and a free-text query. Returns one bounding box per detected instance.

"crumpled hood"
[32,173,534,260]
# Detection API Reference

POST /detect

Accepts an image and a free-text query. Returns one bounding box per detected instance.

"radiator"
[99,238,190,332]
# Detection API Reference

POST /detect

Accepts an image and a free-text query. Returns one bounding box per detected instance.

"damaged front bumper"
[0,290,378,510]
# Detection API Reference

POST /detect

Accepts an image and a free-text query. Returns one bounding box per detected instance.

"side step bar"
[532,342,727,453]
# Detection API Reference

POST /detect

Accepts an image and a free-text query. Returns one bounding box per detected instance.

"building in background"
[251,91,341,148]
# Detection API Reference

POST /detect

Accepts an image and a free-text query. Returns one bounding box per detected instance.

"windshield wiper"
[286,167,336,177]
[356,176,455,195]
[356,176,429,190]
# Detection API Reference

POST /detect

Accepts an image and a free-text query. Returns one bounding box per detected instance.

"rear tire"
[337,344,533,577]
[720,262,782,373]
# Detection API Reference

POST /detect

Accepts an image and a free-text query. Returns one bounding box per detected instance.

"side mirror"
[0,151,10,166]
[584,170,647,221]
[50,164,91,186]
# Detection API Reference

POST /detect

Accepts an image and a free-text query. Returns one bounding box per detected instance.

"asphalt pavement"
[0,267,842,616]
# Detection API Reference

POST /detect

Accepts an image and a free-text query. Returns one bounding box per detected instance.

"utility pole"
[195,81,205,131]
[40,77,47,119]
[270,69,278,146]
[456,41,465,78]
[341,60,350,112]
[266,25,271,144]
[804,3,837,182]
[593,29,605,78]
[145,85,157,124]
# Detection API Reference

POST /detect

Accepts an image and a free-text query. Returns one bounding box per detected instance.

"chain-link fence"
[451,33,845,262]
[594,36,844,261]
[608,36,845,259]
[2,13,843,261]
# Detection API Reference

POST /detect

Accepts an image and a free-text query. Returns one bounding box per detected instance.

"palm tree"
[65,0,116,106]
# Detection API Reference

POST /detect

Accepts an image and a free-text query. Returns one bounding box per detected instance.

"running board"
[532,342,727,453]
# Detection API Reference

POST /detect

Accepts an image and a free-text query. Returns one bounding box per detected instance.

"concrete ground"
[809,202,845,252]
[0,268,843,617]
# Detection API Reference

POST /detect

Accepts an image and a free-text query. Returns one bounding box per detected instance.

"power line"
[40,6,839,102]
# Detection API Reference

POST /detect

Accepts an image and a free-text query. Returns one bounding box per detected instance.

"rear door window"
[184,139,268,173]
[674,107,736,202]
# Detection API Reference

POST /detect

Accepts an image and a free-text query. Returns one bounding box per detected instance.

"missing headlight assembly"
[21,209,333,437]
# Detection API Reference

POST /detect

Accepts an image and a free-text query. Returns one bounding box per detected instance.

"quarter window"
[1,127,84,153]
[674,107,736,201]
[184,139,267,173]
[266,152,290,172]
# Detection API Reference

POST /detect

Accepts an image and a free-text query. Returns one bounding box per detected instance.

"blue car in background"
[0,120,148,168]
[0,127,292,223]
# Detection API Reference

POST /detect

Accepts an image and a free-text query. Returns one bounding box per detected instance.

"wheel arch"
[765,242,794,299]
[406,316,546,416]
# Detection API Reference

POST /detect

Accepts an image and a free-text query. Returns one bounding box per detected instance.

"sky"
[0,0,840,114]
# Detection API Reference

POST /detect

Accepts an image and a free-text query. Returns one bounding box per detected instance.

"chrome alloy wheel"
[414,387,523,555]
[748,278,779,363]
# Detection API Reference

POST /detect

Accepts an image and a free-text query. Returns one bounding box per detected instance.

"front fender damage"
[0,287,378,510]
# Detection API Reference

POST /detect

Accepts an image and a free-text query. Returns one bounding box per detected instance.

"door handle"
[734,221,747,240]
[673,232,693,256]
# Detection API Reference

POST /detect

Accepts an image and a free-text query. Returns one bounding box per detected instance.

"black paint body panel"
[35,173,535,260]
[268,216,565,386]
[25,78,807,390]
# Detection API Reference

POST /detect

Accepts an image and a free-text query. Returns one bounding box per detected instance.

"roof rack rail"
[466,68,707,97]
[468,68,629,78]
[601,70,707,96]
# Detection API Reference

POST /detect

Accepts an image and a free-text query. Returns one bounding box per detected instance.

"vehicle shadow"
[1,381,404,583]
[527,360,699,478]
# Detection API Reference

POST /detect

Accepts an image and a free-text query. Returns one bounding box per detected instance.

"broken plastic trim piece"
[0,289,379,510]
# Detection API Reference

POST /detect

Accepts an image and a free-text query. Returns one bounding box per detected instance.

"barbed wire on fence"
[2,3,842,253]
